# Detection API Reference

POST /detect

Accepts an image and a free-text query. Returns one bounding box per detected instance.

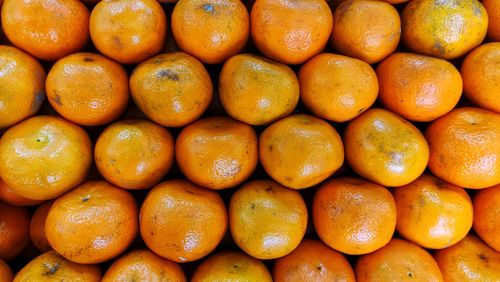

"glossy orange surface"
[0,203,30,261]
[473,184,500,252]
[0,178,42,206]
[483,0,500,41]
[29,201,53,253]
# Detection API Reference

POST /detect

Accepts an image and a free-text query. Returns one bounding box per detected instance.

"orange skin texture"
[130,52,213,127]
[0,45,46,129]
[483,0,500,41]
[229,180,308,260]
[1,0,89,61]
[299,53,378,123]
[0,203,29,261]
[0,259,13,282]
[176,117,258,190]
[394,174,473,249]
[171,0,249,64]
[344,108,429,187]
[331,0,400,64]
[434,235,500,281]
[102,249,186,282]
[356,239,444,282]
[13,251,101,282]
[90,0,167,64]
[473,184,500,252]
[95,119,174,190]
[0,178,42,206]
[461,43,500,114]
[313,177,396,255]
[0,116,92,200]
[29,201,53,253]
[273,239,355,282]
[46,52,129,126]
[377,52,463,122]
[140,180,228,263]
[192,251,272,282]
[251,0,333,65]
[219,54,299,126]
[426,107,500,189]
[45,181,139,264]
[260,114,344,189]
[401,0,488,60]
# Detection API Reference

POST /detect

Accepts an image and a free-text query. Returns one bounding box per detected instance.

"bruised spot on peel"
[52,94,63,106]
[42,261,61,276]
[203,3,215,13]
[157,69,180,81]
[32,90,45,112]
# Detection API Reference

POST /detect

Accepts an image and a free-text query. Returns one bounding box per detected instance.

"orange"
[356,238,444,282]
[229,180,307,259]
[0,116,92,200]
[260,114,344,189]
[1,0,89,61]
[473,184,500,252]
[0,45,45,129]
[426,107,500,189]
[250,0,333,65]
[273,239,355,282]
[102,249,186,282]
[219,54,299,126]
[377,52,463,122]
[461,43,500,114]
[394,174,473,249]
[313,177,396,255]
[89,0,167,64]
[45,181,138,264]
[95,119,174,190]
[176,117,258,190]
[483,0,500,41]
[29,201,53,253]
[171,0,249,64]
[0,259,13,282]
[140,180,227,262]
[46,52,129,126]
[434,235,500,281]
[0,203,30,260]
[401,0,488,59]
[299,53,378,123]
[331,0,401,64]
[13,251,101,282]
[344,108,429,187]
[0,178,42,206]
[130,52,213,127]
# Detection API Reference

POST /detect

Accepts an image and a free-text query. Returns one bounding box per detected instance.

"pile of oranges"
[0,0,500,280]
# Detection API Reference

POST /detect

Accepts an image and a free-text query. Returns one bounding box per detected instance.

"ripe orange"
[192,251,272,282]
[1,0,89,61]
[130,52,213,127]
[461,43,500,114]
[299,53,378,123]
[46,52,129,126]
[46,181,138,264]
[377,52,463,122]
[344,108,429,187]
[89,0,167,64]
[171,0,249,64]
[102,249,186,282]
[0,203,30,260]
[483,0,500,41]
[473,184,500,252]
[401,0,488,59]
[313,177,396,255]
[13,251,101,282]
[229,180,307,259]
[394,174,473,249]
[95,119,174,190]
[273,240,355,282]
[0,45,45,129]
[0,178,42,206]
[0,259,13,282]
[0,116,92,200]
[29,201,53,253]
[219,54,299,126]
[140,180,227,262]
[176,117,258,190]
[356,238,444,281]
[251,0,333,65]
[426,107,500,189]
[434,235,500,281]
[260,114,344,189]
[331,0,401,64]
